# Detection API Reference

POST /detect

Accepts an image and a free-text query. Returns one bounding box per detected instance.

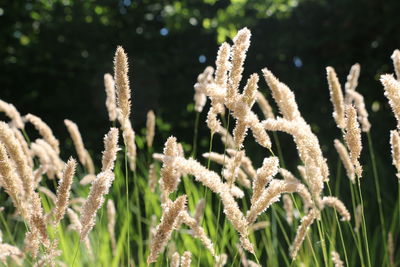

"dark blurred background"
[1,0,400,195]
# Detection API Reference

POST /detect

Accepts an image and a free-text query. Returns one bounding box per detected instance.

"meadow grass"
[0,28,399,267]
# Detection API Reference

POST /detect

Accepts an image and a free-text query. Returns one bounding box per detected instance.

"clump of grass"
[0,26,398,267]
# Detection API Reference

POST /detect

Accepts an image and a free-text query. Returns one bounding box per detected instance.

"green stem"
[326,181,349,267]
[71,239,80,267]
[214,112,230,258]
[349,181,365,266]
[316,219,329,267]
[191,112,200,158]
[357,180,371,267]
[366,132,387,265]
[306,233,320,267]
[124,146,131,265]
[134,171,143,265]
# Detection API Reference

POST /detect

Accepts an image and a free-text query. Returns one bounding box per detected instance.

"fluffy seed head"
[380,74,400,129]
[321,196,350,221]
[114,46,131,121]
[228,27,251,102]
[344,105,362,177]
[160,137,181,196]
[146,110,156,148]
[147,195,187,264]
[326,66,345,129]
[390,130,400,181]
[25,114,60,154]
[64,119,93,173]
[391,49,400,80]
[194,66,214,112]
[345,90,371,132]
[0,99,24,129]
[262,68,302,121]
[290,209,317,259]
[0,121,33,201]
[345,63,360,92]
[101,127,119,172]
[331,251,344,267]
[251,156,279,205]
[283,194,294,225]
[215,42,231,88]
[121,119,137,171]
[256,92,275,119]
[104,73,118,121]
[334,139,355,183]
[0,142,28,218]
[80,170,115,240]
[54,158,76,225]
[180,251,192,267]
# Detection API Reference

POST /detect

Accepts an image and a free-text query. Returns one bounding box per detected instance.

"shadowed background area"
[1,0,400,199]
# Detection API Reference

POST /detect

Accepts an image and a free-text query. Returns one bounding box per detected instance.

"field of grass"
[0,27,399,267]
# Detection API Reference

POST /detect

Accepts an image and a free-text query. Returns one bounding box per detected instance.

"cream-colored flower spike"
[180,211,215,256]
[227,28,251,106]
[346,90,371,132]
[12,128,33,167]
[331,251,344,267]
[247,179,311,224]
[326,66,346,129]
[104,73,118,122]
[381,74,400,129]
[391,49,400,80]
[0,121,34,202]
[229,73,271,149]
[390,130,400,181]
[202,151,251,188]
[290,209,317,259]
[215,42,231,89]
[170,150,253,252]
[170,252,180,267]
[256,91,274,119]
[262,117,326,198]
[64,119,94,174]
[180,251,192,267]
[345,63,360,92]
[54,158,76,225]
[0,142,28,219]
[283,194,294,225]
[101,127,119,172]
[321,196,350,221]
[121,119,137,171]
[147,195,187,264]
[262,68,302,122]
[344,105,363,178]
[199,28,270,149]
[206,107,221,135]
[334,139,355,183]
[0,99,24,129]
[25,114,60,154]
[251,156,279,205]
[194,66,214,113]
[114,46,131,122]
[146,110,156,148]
[160,137,181,197]
[80,170,115,240]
